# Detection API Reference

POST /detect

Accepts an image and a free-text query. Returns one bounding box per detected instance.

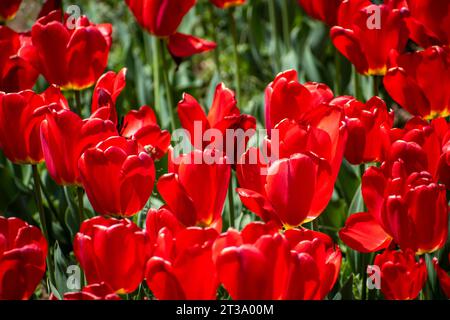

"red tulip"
[146,227,219,300]
[38,108,117,186]
[404,0,450,47]
[26,10,112,90]
[178,83,256,163]
[384,46,450,119]
[374,249,427,300]
[0,0,22,22]
[167,33,216,59]
[210,0,245,10]
[0,86,68,164]
[79,136,155,217]
[340,161,448,254]
[214,223,341,300]
[74,216,147,294]
[62,283,120,300]
[120,105,171,160]
[38,0,62,20]
[0,26,39,93]
[265,70,334,132]
[340,96,394,164]
[331,3,409,75]
[433,255,450,299]
[297,0,342,26]
[157,149,230,230]
[0,216,47,300]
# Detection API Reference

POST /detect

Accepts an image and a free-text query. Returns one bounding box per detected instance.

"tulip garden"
[0,0,449,302]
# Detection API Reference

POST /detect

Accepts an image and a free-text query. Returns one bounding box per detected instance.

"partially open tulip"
[0,86,68,164]
[404,0,450,47]
[374,249,427,300]
[178,83,256,163]
[62,283,120,300]
[38,108,117,185]
[0,0,22,22]
[0,216,47,300]
[297,0,342,26]
[157,149,230,230]
[339,161,448,254]
[339,96,394,164]
[433,255,450,299]
[0,26,39,93]
[146,227,219,300]
[210,0,245,10]
[331,3,409,75]
[214,223,341,300]
[74,217,147,294]
[79,136,155,217]
[26,10,112,90]
[167,33,216,59]
[384,46,450,119]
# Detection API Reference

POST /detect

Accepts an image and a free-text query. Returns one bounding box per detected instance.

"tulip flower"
[0,86,68,164]
[210,0,245,10]
[62,283,120,300]
[79,136,156,217]
[265,70,334,132]
[145,207,183,254]
[0,216,47,300]
[0,0,22,22]
[0,26,39,93]
[214,223,341,300]
[374,249,427,300]
[125,0,215,59]
[404,0,450,47]
[339,161,448,254]
[74,217,147,294]
[339,96,394,164]
[177,83,256,163]
[38,108,117,185]
[297,0,342,26]
[331,3,409,75]
[146,227,219,300]
[26,10,112,90]
[433,255,450,299]
[157,149,230,230]
[384,46,450,119]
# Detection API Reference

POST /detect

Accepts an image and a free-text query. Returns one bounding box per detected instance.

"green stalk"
[361,253,368,300]
[373,75,380,97]
[151,35,161,117]
[76,187,84,225]
[268,0,279,72]
[208,5,222,79]
[280,0,290,49]
[159,38,176,132]
[334,48,342,95]
[227,175,235,229]
[353,67,363,101]
[228,9,241,101]
[74,90,83,117]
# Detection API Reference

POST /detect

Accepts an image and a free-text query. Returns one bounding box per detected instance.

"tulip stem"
[159,38,176,132]
[208,5,221,79]
[74,90,83,117]
[361,253,368,300]
[353,67,363,101]
[32,165,49,242]
[280,0,290,49]
[268,0,279,72]
[151,35,161,118]
[334,48,342,95]
[227,175,235,229]
[228,8,241,101]
[77,187,84,225]
[373,76,380,97]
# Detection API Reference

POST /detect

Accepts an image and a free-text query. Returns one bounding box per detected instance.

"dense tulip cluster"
[0,0,449,302]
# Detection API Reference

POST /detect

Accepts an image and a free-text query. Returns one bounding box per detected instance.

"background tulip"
[0,0,22,22]
[74,217,147,294]
[62,283,120,300]
[79,136,155,217]
[297,0,342,26]
[433,256,450,299]
[210,0,246,10]
[0,216,47,300]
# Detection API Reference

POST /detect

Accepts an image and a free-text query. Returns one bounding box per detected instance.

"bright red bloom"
[145,227,219,300]
[62,283,120,300]
[404,0,450,47]
[210,0,245,9]
[339,96,394,164]
[264,70,334,132]
[167,33,216,59]
[178,83,256,163]
[79,136,155,217]
[0,216,47,300]
[26,10,112,90]
[157,149,230,230]
[74,217,147,294]
[384,46,450,119]
[433,255,450,299]
[331,3,409,75]
[0,0,22,21]
[38,0,62,19]
[0,26,39,93]
[340,161,448,254]
[38,108,117,186]
[0,86,67,164]
[214,223,341,300]
[374,249,427,300]
[297,0,342,26]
